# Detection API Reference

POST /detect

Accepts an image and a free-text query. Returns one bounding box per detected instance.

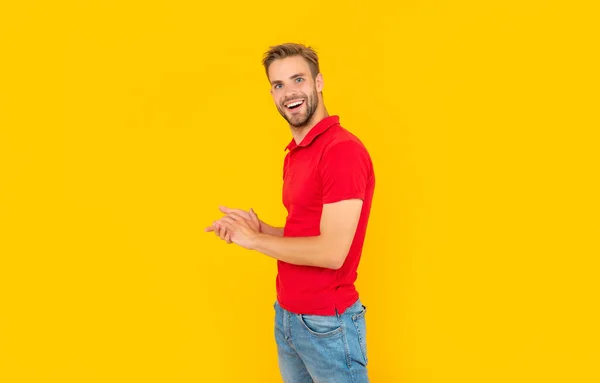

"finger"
[218,217,239,233]
[227,212,250,223]
[225,232,232,244]
[226,214,251,230]
[220,206,248,217]
[220,206,251,220]
[227,212,243,221]
[220,221,237,233]
[219,223,228,241]
[250,208,260,227]
[220,216,238,225]
[204,226,215,232]
[213,222,223,237]
[212,220,226,240]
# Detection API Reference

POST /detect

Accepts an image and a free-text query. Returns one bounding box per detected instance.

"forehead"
[268,56,311,82]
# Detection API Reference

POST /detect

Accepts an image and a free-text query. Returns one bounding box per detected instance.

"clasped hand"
[204,206,261,249]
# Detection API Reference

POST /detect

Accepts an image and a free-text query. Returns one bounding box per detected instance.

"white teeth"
[286,100,303,108]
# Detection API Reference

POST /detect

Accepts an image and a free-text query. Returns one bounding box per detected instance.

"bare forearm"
[259,221,284,237]
[251,233,340,269]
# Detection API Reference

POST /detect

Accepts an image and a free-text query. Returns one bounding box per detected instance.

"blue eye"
[295,77,304,83]
[274,84,283,89]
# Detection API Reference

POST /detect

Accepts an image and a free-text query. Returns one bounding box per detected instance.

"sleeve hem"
[322,193,365,205]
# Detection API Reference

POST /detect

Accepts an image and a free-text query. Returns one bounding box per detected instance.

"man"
[205,43,375,383]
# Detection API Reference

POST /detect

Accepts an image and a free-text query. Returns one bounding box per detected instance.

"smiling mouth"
[284,99,305,110]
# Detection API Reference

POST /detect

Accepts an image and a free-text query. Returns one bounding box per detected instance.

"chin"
[290,117,309,128]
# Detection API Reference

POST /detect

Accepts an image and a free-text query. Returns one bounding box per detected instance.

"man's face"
[268,56,323,128]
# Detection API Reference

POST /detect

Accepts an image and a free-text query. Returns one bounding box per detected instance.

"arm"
[205,206,283,240]
[251,199,362,269]
[216,140,371,269]
[258,220,284,237]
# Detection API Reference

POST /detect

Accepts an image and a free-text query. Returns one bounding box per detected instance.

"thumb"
[250,208,260,225]
[218,205,230,214]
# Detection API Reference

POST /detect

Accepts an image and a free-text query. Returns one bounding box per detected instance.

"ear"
[315,73,324,93]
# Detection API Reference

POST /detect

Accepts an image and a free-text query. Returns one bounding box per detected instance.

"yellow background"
[1,1,599,382]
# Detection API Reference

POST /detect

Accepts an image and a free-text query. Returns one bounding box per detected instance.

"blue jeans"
[274,299,369,383]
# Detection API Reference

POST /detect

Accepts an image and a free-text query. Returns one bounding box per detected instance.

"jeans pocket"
[298,314,343,338]
[351,306,368,365]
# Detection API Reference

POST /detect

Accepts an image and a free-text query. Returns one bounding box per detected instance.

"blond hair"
[262,43,320,79]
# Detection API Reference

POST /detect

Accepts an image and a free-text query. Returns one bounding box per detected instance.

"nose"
[284,89,302,100]
[287,81,303,93]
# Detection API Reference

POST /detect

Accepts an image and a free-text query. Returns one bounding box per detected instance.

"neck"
[291,104,329,144]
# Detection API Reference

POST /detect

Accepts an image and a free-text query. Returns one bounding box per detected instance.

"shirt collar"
[284,115,340,151]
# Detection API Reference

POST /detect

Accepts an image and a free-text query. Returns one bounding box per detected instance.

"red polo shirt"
[277,115,375,315]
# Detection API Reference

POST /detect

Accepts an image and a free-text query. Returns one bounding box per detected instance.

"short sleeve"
[319,140,371,204]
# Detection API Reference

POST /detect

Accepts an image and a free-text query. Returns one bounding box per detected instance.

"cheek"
[304,84,316,95]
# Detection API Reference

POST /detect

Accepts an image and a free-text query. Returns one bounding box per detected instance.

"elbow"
[327,252,348,270]
[320,237,351,270]
[330,262,344,270]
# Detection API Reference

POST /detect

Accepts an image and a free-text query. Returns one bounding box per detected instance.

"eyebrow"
[271,73,306,85]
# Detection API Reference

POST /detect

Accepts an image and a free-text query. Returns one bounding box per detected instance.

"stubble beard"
[277,87,319,129]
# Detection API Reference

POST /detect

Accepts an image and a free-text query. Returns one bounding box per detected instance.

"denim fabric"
[274,299,369,383]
